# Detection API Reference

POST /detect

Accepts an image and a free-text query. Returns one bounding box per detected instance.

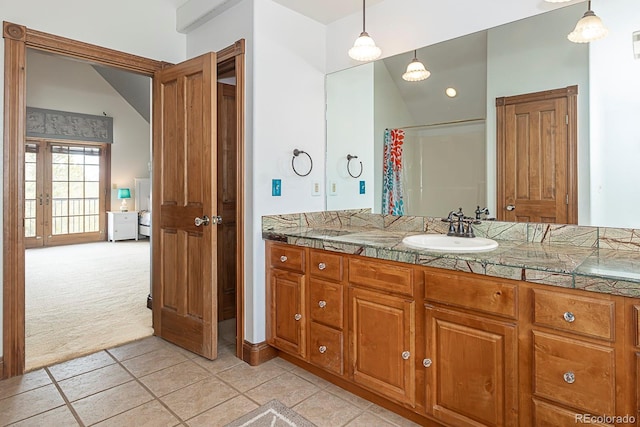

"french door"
[24,139,108,248]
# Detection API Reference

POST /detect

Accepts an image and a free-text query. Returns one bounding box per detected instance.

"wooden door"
[152,53,218,359]
[267,269,306,357]
[496,86,577,224]
[349,287,416,407]
[424,306,518,426]
[217,83,237,321]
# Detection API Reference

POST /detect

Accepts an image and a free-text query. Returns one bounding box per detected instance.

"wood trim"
[0,357,4,379]
[242,341,278,366]
[217,39,245,65]
[4,21,166,76]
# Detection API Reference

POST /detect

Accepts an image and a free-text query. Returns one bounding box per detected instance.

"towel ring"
[292,149,313,177]
[346,154,363,178]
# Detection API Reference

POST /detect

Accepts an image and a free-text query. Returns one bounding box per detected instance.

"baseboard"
[0,357,4,379]
[242,340,277,366]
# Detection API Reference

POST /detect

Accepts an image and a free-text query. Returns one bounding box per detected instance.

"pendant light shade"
[349,0,381,61]
[402,50,431,82]
[568,1,608,43]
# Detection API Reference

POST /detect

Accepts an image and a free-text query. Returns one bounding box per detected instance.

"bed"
[135,178,151,238]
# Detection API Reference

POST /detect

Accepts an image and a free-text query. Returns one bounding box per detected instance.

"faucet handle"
[465,220,476,238]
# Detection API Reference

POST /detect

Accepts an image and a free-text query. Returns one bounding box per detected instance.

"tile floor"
[0,326,421,427]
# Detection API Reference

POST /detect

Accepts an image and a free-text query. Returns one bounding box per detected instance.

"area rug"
[225,400,317,427]
[25,240,153,370]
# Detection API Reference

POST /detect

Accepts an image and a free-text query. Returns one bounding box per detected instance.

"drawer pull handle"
[423,358,432,368]
[319,345,327,354]
[401,351,411,360]
[280,255,288,263]
[318,300,327,308]
[318,262,326,270]
[294,313,302,321]
[563,311,575,323]
[563,371,575,384]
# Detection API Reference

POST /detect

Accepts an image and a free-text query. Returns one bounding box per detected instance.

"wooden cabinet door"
[349,287,415,407]
[425,306,518,426]
[268,269,306,358]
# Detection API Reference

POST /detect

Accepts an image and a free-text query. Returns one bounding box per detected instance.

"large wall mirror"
[326,0,640,228]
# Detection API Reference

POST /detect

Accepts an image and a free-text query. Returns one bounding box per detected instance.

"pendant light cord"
[362,0,366,32]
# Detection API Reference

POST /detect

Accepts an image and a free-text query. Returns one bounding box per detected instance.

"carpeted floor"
[25,240,153,371]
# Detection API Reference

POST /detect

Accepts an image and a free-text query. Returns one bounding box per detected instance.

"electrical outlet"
[312,182,321,196]
[272,179,282,197]
[359,180,366,194]
[329,181,338,196]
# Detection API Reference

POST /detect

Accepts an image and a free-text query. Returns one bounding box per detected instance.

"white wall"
[589,0,640,227]
[26,50,151,211]
[486,3,589,223]
[0,0,186,358]
[186,0,326,343]
[326,64,374,211]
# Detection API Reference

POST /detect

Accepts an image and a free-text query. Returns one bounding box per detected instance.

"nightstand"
[107,211,139,242]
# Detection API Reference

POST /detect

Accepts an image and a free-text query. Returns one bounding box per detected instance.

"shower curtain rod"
[386,117,485,131]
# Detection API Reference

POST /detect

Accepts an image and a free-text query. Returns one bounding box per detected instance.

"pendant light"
[402,50,431,82]
[348,0,382,61]
[568,1,608,43]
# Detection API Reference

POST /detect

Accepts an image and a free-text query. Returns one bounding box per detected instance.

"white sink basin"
[402,234,499,253]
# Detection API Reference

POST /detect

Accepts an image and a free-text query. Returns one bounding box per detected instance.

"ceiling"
[271,0,386,24]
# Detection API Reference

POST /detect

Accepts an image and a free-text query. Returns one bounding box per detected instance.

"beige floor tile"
[186,395,258,427]
[71,380,154,425]
[192,351,243,374]
[93,400,180,427]
[268,357,298,371]
[47,351,115,381]
[107,336,169,361]
[290,366,332,389]
[0,384,65,425]
[58,363,134,402]
[215,359,286,392]
[139,360,211,397]
[293,390,363,427]
[8,405,79,427]
[162,376,239,420]
[325,383,373,410]
[121,346,189,378]
[245,372,320,407]
[0,369,51,400]
[367,404,422,427]
[345,411,397,427]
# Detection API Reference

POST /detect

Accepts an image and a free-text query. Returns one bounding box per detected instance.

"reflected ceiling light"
[445,87,457,98]
[568,1,608,43]
[348,0,382,62]
[633,31,640,60]
[402,50,431,82]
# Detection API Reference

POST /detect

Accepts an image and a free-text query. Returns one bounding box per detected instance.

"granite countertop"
[262,211,640,298]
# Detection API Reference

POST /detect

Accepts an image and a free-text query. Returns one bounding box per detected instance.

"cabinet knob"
[563,371,575,384]
[318,262,326,270]
[280,255,288,263]
[563,311,575,323]
[401,351,411,360]
[423,358,432,368]
[318,300,327,308]
[319,345,327,354]
[294,313,302,321]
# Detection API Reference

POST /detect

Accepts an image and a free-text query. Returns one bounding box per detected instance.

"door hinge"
[566,194,569,205]
[565,115,569,125]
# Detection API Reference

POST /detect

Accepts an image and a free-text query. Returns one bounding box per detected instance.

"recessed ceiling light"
[445,87,457,98]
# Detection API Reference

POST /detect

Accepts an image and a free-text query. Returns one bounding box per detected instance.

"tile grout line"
[43,366,86,427]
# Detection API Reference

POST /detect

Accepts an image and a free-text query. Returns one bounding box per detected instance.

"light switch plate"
[312,182,321,196]
[329,181,338,196]
[359,180,366,194]
[272,179,282,197]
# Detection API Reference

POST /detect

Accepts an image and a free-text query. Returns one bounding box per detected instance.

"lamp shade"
[349,32,382,61]
[402,58,431,82]
[568,9,608,43]
[117,188,131,199]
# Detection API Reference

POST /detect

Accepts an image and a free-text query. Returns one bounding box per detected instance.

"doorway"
[2,21,246,378]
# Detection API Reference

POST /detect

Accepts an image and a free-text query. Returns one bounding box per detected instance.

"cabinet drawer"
[533,399,613,427]
[533,288,615,341]
[113,213,136,224]
[309,322,343,376]
[533,331,615,415]
[349,258,413,296]
[268,243,305,273]
[309,250,343,282]
[424,270,517,319]
[309,279,343,330]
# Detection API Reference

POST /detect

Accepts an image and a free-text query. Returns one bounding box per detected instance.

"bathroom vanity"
[263,210,640,426]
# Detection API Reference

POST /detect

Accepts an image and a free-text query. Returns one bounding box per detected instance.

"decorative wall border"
[26,107,113,143]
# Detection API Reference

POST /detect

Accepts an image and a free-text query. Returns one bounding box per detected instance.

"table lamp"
[118,188,131,212]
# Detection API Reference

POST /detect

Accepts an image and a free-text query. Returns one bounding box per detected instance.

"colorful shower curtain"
[382,128,405,215]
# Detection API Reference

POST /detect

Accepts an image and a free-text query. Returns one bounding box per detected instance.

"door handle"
[194,215,210,227]
[505,204,516,211]
[212,215,222,225]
